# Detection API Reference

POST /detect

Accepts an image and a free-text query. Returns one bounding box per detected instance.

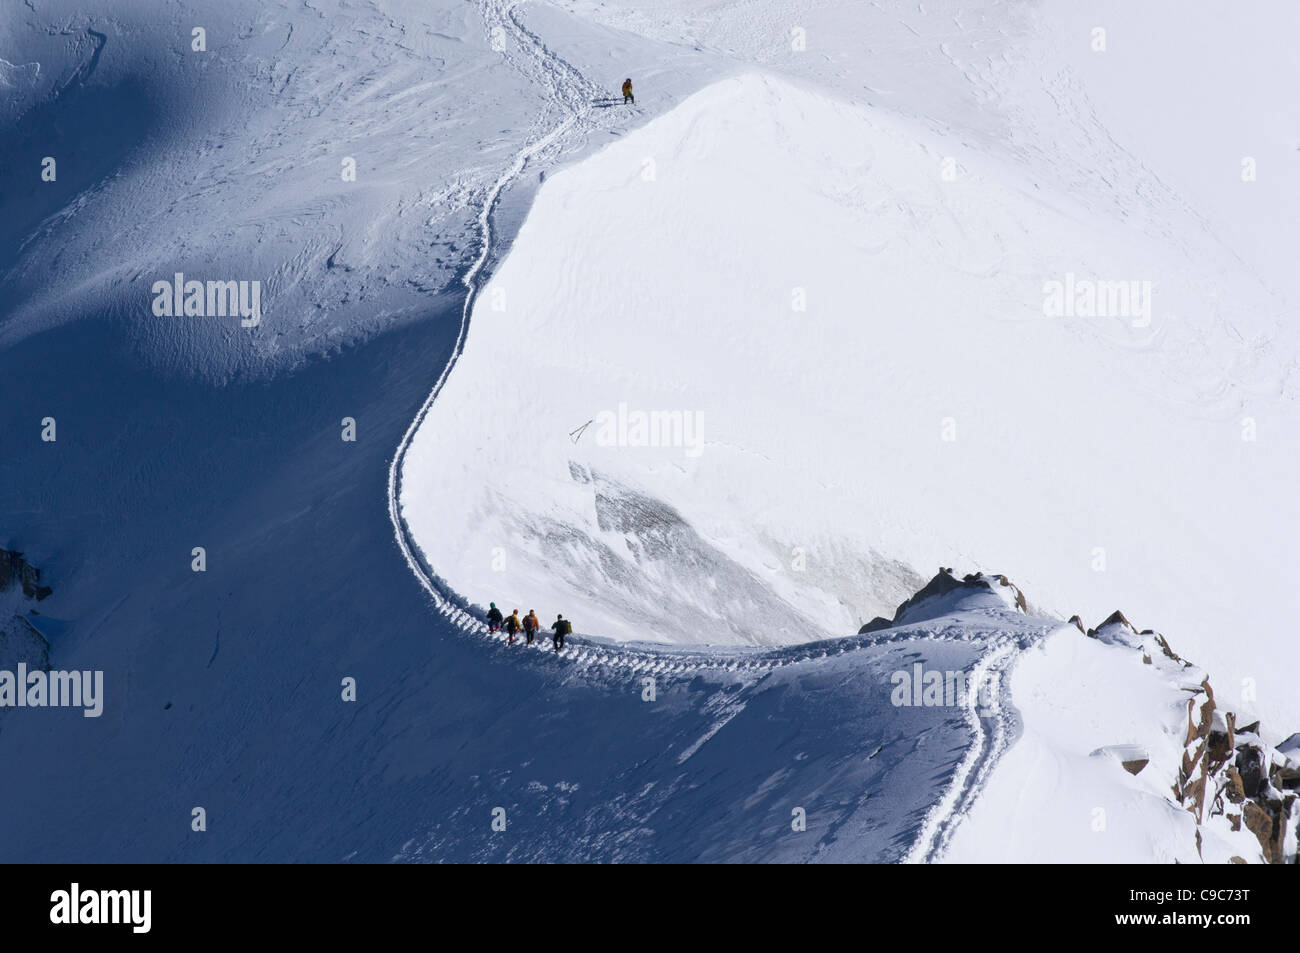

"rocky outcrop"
[0,550,52,601]
[1084,609,1297,865]
[859,569,1296,863]
[1180,680,1295,864]
[0,549,53,680]
[1090,744,1150,775]
[858,567,1027,634]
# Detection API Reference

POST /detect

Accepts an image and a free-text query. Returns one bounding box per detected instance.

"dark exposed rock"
[1225,767,1246,804]
[1195,680,1216,739]
[898,568,965,610]
[1085,610,1148,649]
[962,571,1027,611]
[1088,609,1135,637]
[1,552,54,693]
[1083,610,1195,669]
[1151,633,1188,666]
[1236,745,1266,800]
[0,549,52,601]
[857,567,1026,635]
[1142,628,1300,862]
[1208,731,1234,774]
[858,616,892,634]
[1242,797,1294,865]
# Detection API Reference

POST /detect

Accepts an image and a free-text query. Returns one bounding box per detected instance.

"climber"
[621,78,634,105]
[523,610,540,645]
[486,602,503,633]
[505,610,522,644]
[552,613,572,652]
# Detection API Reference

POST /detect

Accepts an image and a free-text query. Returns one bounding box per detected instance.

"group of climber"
[485,603,572,652]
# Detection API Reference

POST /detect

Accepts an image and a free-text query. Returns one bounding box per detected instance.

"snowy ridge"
[0,0,1025,862]
[945,608,1300,864]
[3,0,1295,865]
[384,5,1008,673]
[385,1,782,672]
[378,9,1045,863]
[905,637,1019,863]
[381,587,1058,863]
[397,3,1300,732]
[386,1,587,631]
[383,3,1298,864]
[383,0,661,659]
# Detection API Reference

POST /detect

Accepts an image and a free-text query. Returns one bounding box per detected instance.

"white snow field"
[401,4,1300,733]
[390,0,1300,862]
[1,0,1297,866]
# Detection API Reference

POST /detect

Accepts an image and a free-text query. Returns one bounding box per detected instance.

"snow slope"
[400,43,1300,733]
[518,0,1300,726]
[945,613,1299,864]
[0,0,721,379]
[2,0,1296,866]
[0,0,1038,866]
[943,618,1219,863]
[388,587,1056,864]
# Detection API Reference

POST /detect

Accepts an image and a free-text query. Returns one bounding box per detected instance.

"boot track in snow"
[384,0,1034,863]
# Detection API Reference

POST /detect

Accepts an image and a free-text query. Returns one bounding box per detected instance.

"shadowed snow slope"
[0,0,721,379]
[386,590,1055,864]
[0,0,731,862]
